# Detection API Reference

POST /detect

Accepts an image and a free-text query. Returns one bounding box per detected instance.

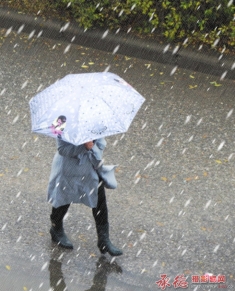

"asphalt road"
[0,27,235,291]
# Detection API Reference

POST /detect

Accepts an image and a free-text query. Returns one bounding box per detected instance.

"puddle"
[0,252,155,291]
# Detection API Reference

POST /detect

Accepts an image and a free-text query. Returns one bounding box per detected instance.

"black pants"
[50,182,108,226]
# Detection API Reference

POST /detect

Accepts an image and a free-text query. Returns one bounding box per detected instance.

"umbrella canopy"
[29,72,145,145]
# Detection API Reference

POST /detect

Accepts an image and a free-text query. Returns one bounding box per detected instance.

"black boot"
[50,220,73,249]
[96,223,123,256]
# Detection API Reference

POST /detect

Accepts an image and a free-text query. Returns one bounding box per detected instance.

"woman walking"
[47,137,123,256]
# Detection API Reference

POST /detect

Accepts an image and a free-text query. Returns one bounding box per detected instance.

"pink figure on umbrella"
[50,115,67,136]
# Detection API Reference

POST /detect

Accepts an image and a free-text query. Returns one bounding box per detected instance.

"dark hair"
[57,115,66,123]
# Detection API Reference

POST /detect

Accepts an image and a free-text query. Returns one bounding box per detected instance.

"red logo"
[156,274,171,290]
[172,274,188,288]
[156,273,226,290]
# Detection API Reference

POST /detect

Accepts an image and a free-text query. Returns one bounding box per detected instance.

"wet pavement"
[0,24,235,291]
[0,6,234,80]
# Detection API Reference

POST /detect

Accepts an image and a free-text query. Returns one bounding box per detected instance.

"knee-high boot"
[50,204,73,249]
[93,182,123,256]
[96,222,123,256]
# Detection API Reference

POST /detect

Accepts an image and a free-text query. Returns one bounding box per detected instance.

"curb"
[0,7,234,80]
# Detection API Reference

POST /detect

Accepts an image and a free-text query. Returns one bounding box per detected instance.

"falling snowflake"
[184,115,191,124]
[41,262,48,271]
[102,30,109,39]
[170,66,178,76]
[163,44,170,53]
[213,244,220,253]
[226,109,233,119]
[28,30,35,39]
[5,27,12,36]
[217,141,225,151]
[220,71,227,80]
[204,200,211,209]
[64,44,71,54]
[172,46,179,55]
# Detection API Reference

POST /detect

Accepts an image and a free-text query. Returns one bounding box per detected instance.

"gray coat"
[47,137,117,208]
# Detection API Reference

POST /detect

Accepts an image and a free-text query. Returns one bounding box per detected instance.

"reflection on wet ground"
[49,259,67,291]
[49,253,122,291]
[83,257,122,291]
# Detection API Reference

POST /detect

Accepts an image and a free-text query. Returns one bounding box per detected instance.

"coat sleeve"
[57,138,87,158]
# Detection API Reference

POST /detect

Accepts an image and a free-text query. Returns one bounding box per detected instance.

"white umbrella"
[29,72,145,145]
